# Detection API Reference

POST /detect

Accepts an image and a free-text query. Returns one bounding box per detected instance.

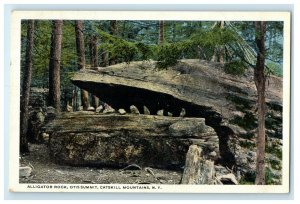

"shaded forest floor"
[19,143,182,184]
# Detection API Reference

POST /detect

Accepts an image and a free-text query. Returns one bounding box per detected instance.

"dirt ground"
[19,143,182,184]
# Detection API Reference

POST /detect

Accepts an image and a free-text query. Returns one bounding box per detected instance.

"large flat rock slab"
[71,60,282,125]
[44,112,219,169]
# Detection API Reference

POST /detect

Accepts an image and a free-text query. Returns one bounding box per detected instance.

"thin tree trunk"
[109,20,117,65]
[89,35,98,68]
[211,47,217,62]
[254,21,267,185]
[101,50,107,67]
[49,20,63,112]
[75,20,89,110]
[89,35,99,108]
[219,21,225,64]
[20,20,35,154]
[159,20,164,45]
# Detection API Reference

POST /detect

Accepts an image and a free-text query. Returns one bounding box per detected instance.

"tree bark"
[211,47,217,62]
[89,35,98,68]
[109,20,117,65]
[49,20,63,112]
[254,21,267,185]
[20,20,35,154]
[101,50,108,67]
[181,145,216,184]
[159,20,164,45]
[75,20,89,110]
[211,21,225,63]
[181,145,202,184]
[219,21,225,64]
[89,35,99,108]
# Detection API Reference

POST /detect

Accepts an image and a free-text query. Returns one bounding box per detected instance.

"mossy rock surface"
[45,112,219,169]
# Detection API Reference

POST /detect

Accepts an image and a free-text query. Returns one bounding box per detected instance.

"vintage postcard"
[9,11,290,193]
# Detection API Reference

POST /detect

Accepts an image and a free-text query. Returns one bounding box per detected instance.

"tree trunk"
[89,35,98,67]
[49,20,63,112]
[254,21,266,185]
[181,145,215,184]
[75,20,89,110]
[219,21,225,64]
[159,20,164,45]
[101,50,108,67]
[181,145,202,184]
[211,47,217,62]
[109,20,117,65]
[20,20,35,154]
[89,35,99,108]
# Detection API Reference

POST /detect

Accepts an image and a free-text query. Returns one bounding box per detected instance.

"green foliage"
[190,27,236,49]
[240,168,281,185]
[265,167,281,185]
[266,61,283,77]
[32,21,52,79]
[61,21,77,68]
[265,112,282,130]
[112,40,138,64]
[231,111,257,130]
[97,28,142,64]
[267,158,281,170]
[135,42,154,60]
[224,60,247,76]
[226,94,252,110]
[239,140,255,149]
[239,171,256,184]
[266,145,282,160]
[239,132,255,140]
[156,43,181,69]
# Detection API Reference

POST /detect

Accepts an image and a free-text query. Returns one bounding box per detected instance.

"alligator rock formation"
[45,59,283,180]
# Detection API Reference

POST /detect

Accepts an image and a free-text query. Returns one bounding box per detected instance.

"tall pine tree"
[20,20,35,154]
[75,20,89,110]
[49,20,63,112]
[254,21,267,185]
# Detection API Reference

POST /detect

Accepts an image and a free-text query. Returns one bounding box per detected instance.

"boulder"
[103,104,115,114]
[143,106,151,115]
[19,166,32,178]
[217,173,239,185]
[95,105,103,113]
[157,109,164,116]
[44,112,219,169]
[87,106,95,111]
[181,145,216,184]
[130,105,140,114]
[179,108,186,117]
[118,108,127,115]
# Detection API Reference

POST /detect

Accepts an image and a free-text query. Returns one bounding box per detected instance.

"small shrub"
[112,40,138,64]
[266,145,282,160]
[226,93,252,110]
[239,140,255,149]
[240,132,255,140]
[267,158,281,170]
[239,171,256,184]
[231,111,257,130]
[135,42,153,61]
[156,43,181,69]
[265,167,281,185]
[224,60,246,76]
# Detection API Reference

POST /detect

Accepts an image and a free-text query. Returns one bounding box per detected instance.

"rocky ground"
[19,143,182,184]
